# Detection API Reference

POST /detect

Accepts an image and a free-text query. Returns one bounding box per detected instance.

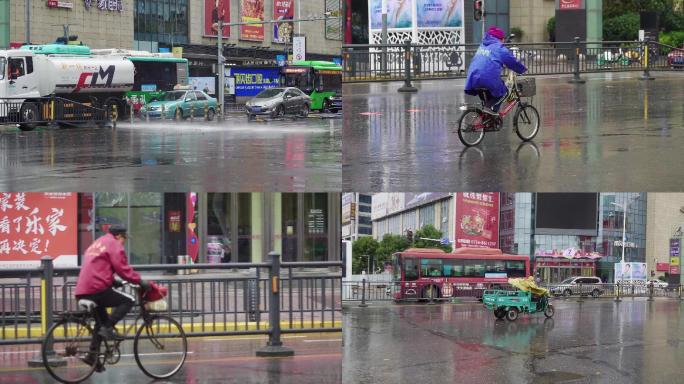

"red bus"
[390,248,531,301]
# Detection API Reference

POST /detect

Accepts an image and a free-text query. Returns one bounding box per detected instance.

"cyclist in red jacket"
[75,225,150,342]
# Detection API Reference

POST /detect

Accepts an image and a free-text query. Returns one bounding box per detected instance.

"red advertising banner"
[0,193,78,268]
[204,0,231,37]
[656,262,670,272]
[273,0,294,43]
[558,0,582,10]
[455,193,499,249]
[240,0,265,41]
[670,266,680,275]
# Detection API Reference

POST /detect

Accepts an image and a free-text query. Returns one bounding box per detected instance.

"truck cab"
[0,50,40,100]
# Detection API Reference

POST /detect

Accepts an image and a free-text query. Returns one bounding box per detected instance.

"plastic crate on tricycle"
[482,277,555,321]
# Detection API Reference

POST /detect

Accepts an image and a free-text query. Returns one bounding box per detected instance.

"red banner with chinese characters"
[273,0,294,43]
[559,0,582,10]
[455,193,499,249]
[656,262,670,272]
[0,193,78,268]
[240,0,265,41]
[204,0,231,37]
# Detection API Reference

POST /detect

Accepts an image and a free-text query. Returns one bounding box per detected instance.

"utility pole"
[481,0,486,39]
[381,0,388,73]
[217,18,225,121]
[24,0,30,44]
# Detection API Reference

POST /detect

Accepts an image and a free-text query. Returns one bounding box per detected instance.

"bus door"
[402,257,420,298]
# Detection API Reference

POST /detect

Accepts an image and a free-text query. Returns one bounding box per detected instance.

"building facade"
[371,192,650,284]
[6,1,341,65]
[341,193,372,241]
[645,193,684,283]
[0,192,340,269]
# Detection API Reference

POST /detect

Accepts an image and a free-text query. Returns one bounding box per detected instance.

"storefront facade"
[74,192,340,265]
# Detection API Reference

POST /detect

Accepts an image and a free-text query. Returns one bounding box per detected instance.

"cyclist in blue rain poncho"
[465,26,527,114]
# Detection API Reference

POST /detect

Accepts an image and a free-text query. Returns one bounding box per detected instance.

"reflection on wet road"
[343,72,684,191]
[0,332,341,384]
[343,299,684,384]
[0,116,341,191]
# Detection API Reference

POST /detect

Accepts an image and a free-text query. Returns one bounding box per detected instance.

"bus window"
[404,258,419,281]
[485,260,506,273]
[421,259,443,277]
[443,259,464,277]
[133,61,178,91]
[464,260,485,277]
[506,261,526,278]
[318,73,341,92]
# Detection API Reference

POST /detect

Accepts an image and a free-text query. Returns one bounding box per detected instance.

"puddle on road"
[533,371,585,384]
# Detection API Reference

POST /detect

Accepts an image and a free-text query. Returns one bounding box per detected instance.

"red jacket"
[75,233,141,296]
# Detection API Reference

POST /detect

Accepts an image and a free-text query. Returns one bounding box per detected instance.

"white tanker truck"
[0,44,135,130]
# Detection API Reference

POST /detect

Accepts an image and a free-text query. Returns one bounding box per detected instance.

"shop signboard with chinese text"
[670,238,680,275]
[0,193,77,268]
[455,193,499,249]
[225,67,280,97]
[558,0,583,10]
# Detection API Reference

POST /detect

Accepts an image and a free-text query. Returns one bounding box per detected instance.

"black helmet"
[108,224,128,238]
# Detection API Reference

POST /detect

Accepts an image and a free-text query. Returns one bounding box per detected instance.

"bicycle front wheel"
[42,318,98,384]
[514,104,540,141]
[457,108,486,147]
[134,315,187,379]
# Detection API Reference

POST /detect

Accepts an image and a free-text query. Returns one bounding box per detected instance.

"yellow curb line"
[0,320,342,339]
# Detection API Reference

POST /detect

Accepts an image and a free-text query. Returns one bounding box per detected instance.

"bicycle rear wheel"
[457,108,486,146]
[134,315,187,379]
[42,317,98,384]
[514,104,540,141]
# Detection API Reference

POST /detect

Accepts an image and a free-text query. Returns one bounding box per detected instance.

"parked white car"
[646,279,668,289]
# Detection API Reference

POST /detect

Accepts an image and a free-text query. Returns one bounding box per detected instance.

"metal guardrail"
[0,253,342,356]
[0,96,111,129]
[342,37,684,86]
[343,279,684,305]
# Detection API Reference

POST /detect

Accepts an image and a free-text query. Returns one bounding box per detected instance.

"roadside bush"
[603,12,640,41]
[660,31,684,48]
[547,17,555,42]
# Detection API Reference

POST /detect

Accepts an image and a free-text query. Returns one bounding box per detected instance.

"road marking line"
[120,351,194,357]
[303,339,342,343]
[0,350,39,355]
[203,335,308,342]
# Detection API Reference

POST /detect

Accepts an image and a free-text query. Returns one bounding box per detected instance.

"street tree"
[352,236,379,274]
[414,225,452,253]
[375,234,410,272]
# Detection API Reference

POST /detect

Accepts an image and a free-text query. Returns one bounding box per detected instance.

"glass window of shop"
[207,193,261,263]
[93,193,163,265]
[134,0,189,49]
[278,193,331,262]
[440,200,450,235]
[419,205,435,228]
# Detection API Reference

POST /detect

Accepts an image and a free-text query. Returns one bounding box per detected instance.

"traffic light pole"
[481,0,486,38]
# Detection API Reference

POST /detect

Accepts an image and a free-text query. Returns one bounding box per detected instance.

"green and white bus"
[281,61,342,112]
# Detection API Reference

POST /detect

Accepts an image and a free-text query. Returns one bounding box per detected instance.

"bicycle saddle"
[78,299,98,312]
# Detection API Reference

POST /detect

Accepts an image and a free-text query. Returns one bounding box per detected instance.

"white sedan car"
[647,279,668,289]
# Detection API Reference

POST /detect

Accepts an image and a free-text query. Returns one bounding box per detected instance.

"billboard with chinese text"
[226,67,280,97]
[273,0,294,43]
[204,0,231,37]
[0,193,78,268]
[240,0,265,41]
[455,193,499,248]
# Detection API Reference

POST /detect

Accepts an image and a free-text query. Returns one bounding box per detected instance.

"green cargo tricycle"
[482,277,555,321]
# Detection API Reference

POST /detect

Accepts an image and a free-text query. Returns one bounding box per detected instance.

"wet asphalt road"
[0,114,341,192]
[343,72,684,191]
[343,299,684,384]
[0,333,341,384]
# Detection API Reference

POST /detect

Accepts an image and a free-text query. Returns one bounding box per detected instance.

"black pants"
[77,287,134,329]
[481,89,507,112]
[78,287,134,357]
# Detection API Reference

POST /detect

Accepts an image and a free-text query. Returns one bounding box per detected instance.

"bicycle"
[457,68,540,147]
[41,283,187,384]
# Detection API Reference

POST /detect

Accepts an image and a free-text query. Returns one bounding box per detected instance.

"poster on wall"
[455,193,499,249]
[614,262,647,281]
[186,193,199,262]
[417,0,463,28]
[189,77,216,95]
[273,0,294,43]
[204,0,231,37]
[369,0,413,30]
[240,0,265,41]
[0,193,78,268]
